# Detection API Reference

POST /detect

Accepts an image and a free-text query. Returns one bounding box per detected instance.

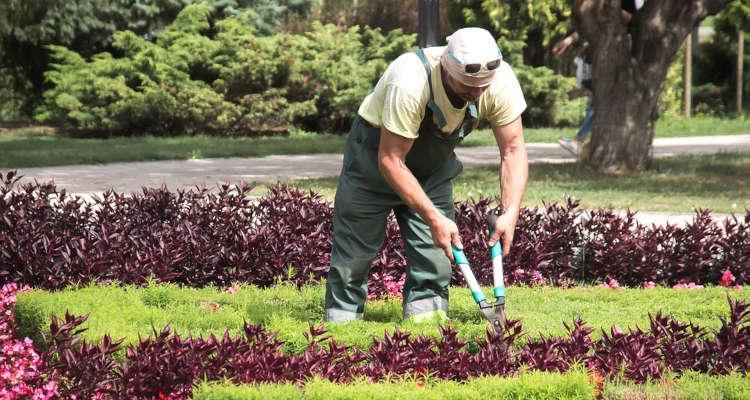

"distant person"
[553,0,645,157]
[324,28,528,323]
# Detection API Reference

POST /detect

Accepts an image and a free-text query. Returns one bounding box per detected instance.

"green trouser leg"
[395,182,454,320]
[324,171,390,322]
[324,118,460,322]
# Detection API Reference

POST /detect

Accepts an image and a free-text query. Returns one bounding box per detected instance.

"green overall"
[324,48,478,322]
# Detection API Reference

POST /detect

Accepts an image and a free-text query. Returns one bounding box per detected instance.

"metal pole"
[737,30,744,113]
[418,0,441,48]
[684,34,692,118]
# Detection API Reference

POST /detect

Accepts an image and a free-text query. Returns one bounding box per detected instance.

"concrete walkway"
[10,134,750,226]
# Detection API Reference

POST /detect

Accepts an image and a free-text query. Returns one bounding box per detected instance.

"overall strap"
[415,48,448,129]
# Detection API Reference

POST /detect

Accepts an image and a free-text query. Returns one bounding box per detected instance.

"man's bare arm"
[489,116,528,255]
[377,127,462,260]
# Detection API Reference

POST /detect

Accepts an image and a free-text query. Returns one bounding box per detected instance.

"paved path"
[10,134,750,226]
[13,134,750,194]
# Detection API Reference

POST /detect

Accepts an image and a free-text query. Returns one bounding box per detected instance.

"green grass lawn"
[463,114,750,146]
[14,282,749,353]
[0,128,346,168]
[268,152,750,213]
[1,115,747,168]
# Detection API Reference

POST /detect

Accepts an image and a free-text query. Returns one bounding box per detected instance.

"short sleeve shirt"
[357,46,527,139]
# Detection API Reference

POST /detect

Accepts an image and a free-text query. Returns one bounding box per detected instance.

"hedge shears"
[451,214,506,334]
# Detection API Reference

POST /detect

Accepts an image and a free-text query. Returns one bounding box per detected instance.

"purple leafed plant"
[1,171,748,299]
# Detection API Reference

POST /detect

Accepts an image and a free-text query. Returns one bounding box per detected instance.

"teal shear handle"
[486,214,506,301]
[450,213,507,333]
[451,246,486,303]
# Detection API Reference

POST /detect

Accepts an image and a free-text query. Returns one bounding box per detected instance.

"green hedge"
[603,371,750,400]
[34,4,580,137]
[13,282,750,353]
[193,372,595,399]
[35,4,414,136]
[191,371,750,400]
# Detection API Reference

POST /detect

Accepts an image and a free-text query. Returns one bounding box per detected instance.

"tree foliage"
[694,0,750,114]
[446,0,571,67]
[718,0,750,30]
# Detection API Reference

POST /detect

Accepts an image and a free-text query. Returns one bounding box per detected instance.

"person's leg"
[324,176,392,322]
[575,97,594,142]
[395,179,454,321]
[558,96,594,156]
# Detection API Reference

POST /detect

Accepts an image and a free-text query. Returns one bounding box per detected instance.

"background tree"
[447,0,571,67]
[715,0,750,113]
[572,0,729,173]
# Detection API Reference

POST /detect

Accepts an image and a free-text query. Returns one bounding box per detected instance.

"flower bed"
[1,284,58,399]
[1,171,748,299]
[7,284,750,399]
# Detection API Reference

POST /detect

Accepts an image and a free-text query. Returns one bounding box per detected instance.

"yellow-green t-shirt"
[357,46,527,139]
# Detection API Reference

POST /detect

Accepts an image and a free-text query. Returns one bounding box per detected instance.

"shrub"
[35,4,416,136]
[1,170,748,298]
[513,64,582,127]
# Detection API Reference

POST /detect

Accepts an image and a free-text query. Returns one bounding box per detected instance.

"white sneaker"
[557,137,581,157]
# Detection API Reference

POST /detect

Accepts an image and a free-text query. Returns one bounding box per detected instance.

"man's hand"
[377,127,464,262]
[487,212,518,256]
[428,212,463,262]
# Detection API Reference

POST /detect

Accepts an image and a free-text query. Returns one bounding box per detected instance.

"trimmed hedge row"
[603,371,750,400]
[192,373,595,400]
[193,371,750,400]
[1,171,748,298]
[12,292,750,398]
[14,283,750,354]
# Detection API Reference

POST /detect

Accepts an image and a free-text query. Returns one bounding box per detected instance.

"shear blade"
[481,308,504,334]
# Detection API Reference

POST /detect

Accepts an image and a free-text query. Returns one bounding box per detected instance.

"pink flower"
[530,271,545,286]
[642,281,656,289]
[733,285,742,291]
[226,282,240,294]
[1,284,59,399]
[598,278,621,290]
[720,269,736,287]
[673,282,704,290]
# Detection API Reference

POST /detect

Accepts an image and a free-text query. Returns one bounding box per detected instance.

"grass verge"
[1,115,747,168]
[14,282,749,353]
[0,130,346,168]
[462,114,750,146]
[273,152,750,213]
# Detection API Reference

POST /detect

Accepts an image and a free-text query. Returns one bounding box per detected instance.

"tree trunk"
[572,0,729,173]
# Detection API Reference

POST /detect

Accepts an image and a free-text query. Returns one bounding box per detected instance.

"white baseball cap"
[441,27,503,87]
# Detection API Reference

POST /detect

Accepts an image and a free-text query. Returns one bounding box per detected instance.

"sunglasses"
[448,53,502,74]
